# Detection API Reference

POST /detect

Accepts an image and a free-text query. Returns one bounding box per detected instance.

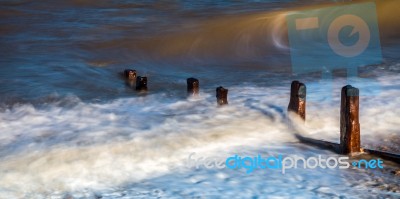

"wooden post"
[136,76,148,91]
[124,69,137,80]
[287,81,306,120]
[216,86,228,105]
[340,85,360,154]
[187,78,199,96]
[123,69,137,88]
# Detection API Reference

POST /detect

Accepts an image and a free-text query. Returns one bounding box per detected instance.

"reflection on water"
[1,0,400,103]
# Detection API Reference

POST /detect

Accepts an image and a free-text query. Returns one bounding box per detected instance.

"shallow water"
[0,0,399,198]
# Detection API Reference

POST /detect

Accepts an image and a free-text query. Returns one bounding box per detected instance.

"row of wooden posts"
[288,81,360,155]
[123,69,399,163]
[288,81,399,163]
[123,69,228,105]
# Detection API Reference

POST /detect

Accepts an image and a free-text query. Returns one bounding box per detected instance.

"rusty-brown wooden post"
[124,69,137,80]
[187,78,199,96]
[216,86,228,105]
[288,80,306,120]
[136,76,147,91]
[340,85,360,154]
[123,69,137,88]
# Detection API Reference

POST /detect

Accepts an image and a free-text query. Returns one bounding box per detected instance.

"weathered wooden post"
[340,85,360,154]
[287,80,306,120]
[136,76,148,91]
[187,78,199,96]
[124,69,137,80]
[216,86,228,105]
[123,69,137,88]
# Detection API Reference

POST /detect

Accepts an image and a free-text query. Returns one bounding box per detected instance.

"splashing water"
[0,0,399,198]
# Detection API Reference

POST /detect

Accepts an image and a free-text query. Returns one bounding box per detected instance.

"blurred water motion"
[0,0,399,198]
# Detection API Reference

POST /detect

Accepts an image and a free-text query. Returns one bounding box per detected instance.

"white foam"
[0,86,294,196]
[0,74,399,197]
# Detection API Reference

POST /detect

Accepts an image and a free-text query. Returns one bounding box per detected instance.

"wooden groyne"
[120,70,399,163]
[288,80,400,163]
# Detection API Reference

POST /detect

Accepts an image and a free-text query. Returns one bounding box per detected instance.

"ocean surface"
[0,0,399,198]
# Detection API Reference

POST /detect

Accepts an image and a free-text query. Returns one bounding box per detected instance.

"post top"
[216,86,228,92]
[343,85,359,96]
